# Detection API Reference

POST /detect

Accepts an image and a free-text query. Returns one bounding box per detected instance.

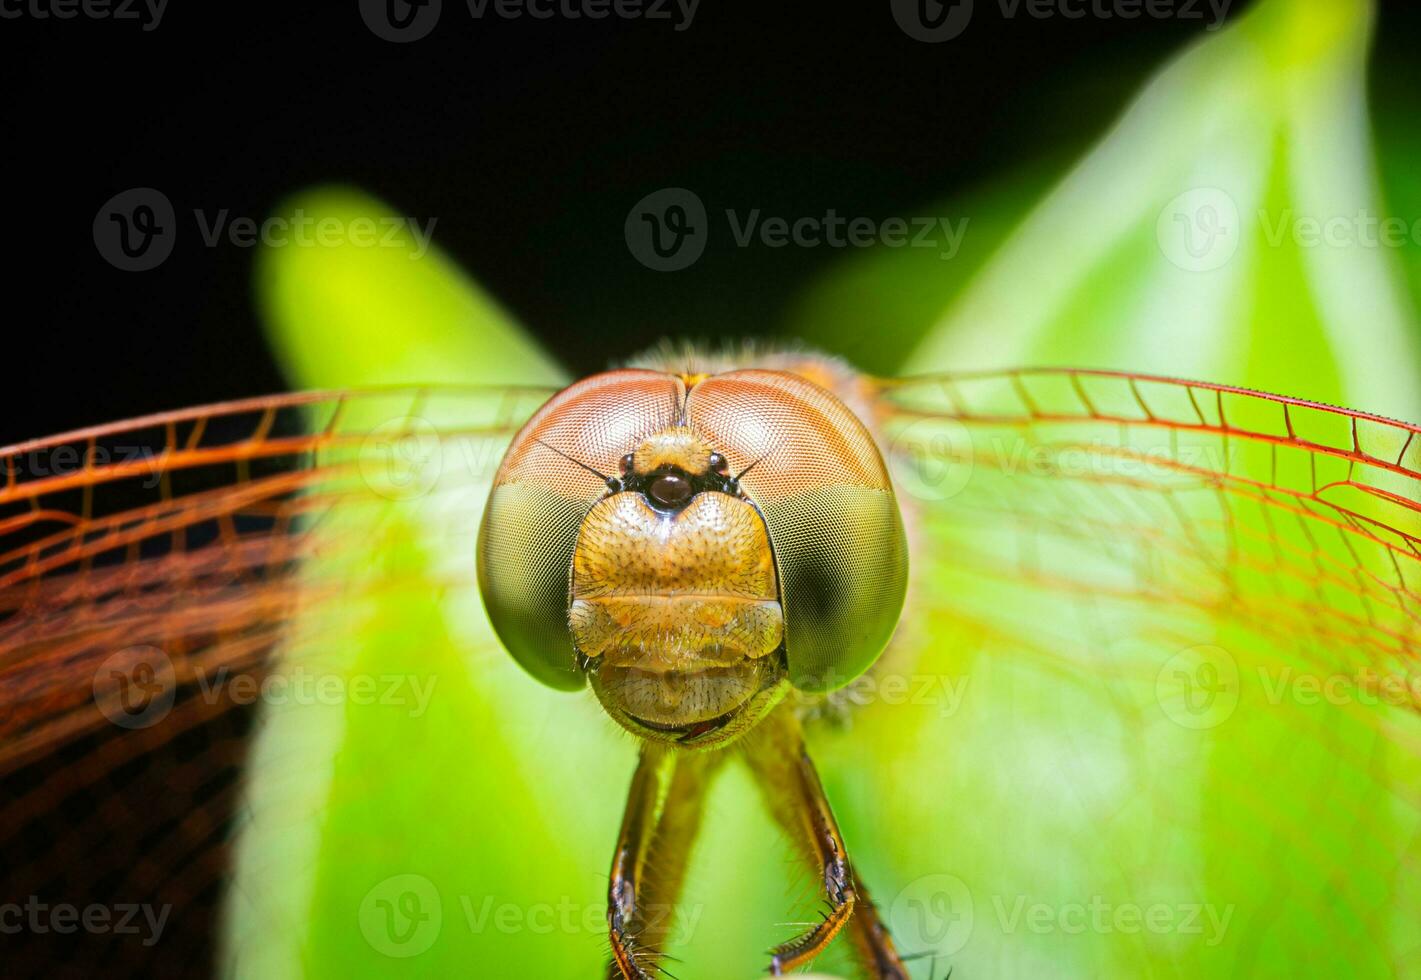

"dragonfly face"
[476,361,917,976]
[477,365,910,749]
[574,427,787,746]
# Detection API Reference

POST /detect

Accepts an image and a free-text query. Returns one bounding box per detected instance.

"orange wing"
[6,369,1421,977]
[0,385,553,977]
[871,368,1420,676]
[838,368,1421,977]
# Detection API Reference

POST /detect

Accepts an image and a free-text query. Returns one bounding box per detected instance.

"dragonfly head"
[477,364,909,748]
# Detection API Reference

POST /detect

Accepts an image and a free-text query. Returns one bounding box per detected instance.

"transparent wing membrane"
[0,386,551,977]
[5,370,1421,978]
[843,368,1421,977]
[874,368,1421,680]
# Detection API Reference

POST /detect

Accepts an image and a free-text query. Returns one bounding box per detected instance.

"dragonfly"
[2,345,1420,978]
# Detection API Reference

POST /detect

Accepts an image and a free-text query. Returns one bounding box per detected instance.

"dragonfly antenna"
[735,451,769,481]
[533,438,612,482]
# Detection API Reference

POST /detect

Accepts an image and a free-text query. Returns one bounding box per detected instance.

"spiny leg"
[632,749,723,958]
[608,746,671,980]
[846,867,910,980]
[607,745,723,980]
[742,706,909,978]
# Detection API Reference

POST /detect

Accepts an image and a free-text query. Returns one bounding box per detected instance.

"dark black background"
[2,0,1415,446]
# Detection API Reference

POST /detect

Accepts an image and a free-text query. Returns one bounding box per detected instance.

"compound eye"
[708,452,729,476]
[685,369,909,693]
[647,471,694,510]
[619,453,635,476]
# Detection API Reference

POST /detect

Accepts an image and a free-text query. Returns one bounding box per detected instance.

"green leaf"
[792,0,1421,421]
[256,186,562,389]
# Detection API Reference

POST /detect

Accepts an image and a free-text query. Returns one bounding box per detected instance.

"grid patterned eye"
[686,369,907,693]
[647,472,693,509]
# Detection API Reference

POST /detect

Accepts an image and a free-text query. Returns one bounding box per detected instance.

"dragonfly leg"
[742,707,909,978]
[607,744,722,980]
[846,867,911,980]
